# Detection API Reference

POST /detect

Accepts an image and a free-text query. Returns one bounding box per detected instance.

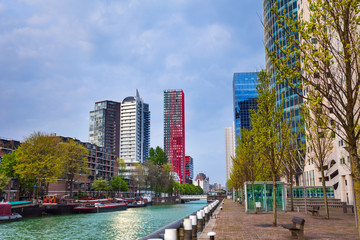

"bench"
[308,206,320,216]
[282,216,305,240]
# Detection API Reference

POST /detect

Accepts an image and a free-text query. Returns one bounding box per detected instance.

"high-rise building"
[185,155,194,184]
[225,122,235,189]
[89,100,121,156]
[233,72,259,138]
[120,90,150,164]
[164,89,185,184]
[263,0,304,144]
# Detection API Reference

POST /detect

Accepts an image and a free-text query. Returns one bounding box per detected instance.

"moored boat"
[0,202,22,222]
[73,202,127,213]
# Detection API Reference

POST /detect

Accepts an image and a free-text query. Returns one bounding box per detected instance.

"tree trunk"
[32,179,36,202]
[347,137,360,233]
[46,182,49,195]
[272,174,277,226]
[320,166,329,219]
[69,179,73,198]
[290,181,294,211]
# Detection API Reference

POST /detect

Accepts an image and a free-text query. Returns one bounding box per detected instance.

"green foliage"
[147,146,168,166]
[250,70,292,226]
[15,132,63,199]
[180,183,202,195]
[0,172,10,191]
[146,161,173,196]
[117,158,127,179]
[0,151,17,178]
[92,177,108,192]
[109,176,129,193]
[58,139,89,198]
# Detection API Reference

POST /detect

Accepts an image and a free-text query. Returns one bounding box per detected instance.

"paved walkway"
[199,199,359,240]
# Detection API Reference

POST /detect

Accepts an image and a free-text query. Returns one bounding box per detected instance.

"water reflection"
[0,200,206,240]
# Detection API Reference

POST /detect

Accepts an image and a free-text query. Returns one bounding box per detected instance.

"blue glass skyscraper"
[233,72,259,139]
[263,0,304,144]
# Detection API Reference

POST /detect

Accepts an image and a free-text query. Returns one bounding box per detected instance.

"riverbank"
[200,199,359,239]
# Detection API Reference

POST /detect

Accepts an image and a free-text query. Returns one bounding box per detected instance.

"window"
[339,140,344,146]
[340,158,345,164]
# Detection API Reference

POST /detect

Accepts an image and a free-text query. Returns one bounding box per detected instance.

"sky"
[0,0,265,186]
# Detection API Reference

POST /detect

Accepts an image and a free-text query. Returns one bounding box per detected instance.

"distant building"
[233,72,258,138]
[0,138,21,202]
[164,89,186,184]
[224,122,235,189]
[89,100,121,157]
[194,173,209,194]
[185,155,194,184]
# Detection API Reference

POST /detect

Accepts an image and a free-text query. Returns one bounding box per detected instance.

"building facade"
[233,72,259,138]
[48,136,118,197]
[184,155,194,184]
[194,173,209,194]
[164,90,186,184]
[224,123,235,189]
[297,0,354,205]
[89,100,121,157]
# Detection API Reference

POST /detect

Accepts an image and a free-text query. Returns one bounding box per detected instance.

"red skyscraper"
[164,90,185,184]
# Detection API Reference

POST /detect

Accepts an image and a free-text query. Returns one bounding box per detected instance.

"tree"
[131,163,146,197]
[117,158,127,179]
[302,93,335,219]
[147,146,168,166]
[251,70,291,226]
[146,161,167,197]
[0,172,10,198]
[267,0,360,230]
[15,132,63,201]
[59,139,89,198]
[233,129,267,210]
[109,176,128,197]
[0,151,17,178]
[92,177,108,195]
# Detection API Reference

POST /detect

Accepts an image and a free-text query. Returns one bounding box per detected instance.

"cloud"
[0,0,265,186]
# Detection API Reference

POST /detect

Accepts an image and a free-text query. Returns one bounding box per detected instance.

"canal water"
[0,200,207,240]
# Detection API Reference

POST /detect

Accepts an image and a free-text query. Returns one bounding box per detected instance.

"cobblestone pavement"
[199,199,359,240]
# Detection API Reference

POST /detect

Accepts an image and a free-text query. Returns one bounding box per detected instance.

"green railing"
[287,186,335,199]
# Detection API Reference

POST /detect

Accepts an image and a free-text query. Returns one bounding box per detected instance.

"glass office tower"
[233,72,259,139]
[263,0,304,144]
[89,100,121,156]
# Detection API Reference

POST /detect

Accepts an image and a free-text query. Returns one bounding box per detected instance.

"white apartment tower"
[225,122,236,188]
[119,90,150,165]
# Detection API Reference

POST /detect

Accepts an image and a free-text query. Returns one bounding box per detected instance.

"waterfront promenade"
[200,199,359,239]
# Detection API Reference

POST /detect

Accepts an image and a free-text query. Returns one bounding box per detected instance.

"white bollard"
[184,218,192,240]
[164,228,177,240]
[190,215,197,238]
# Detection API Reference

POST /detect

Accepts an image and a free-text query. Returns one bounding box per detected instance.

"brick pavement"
[199,199,359,240]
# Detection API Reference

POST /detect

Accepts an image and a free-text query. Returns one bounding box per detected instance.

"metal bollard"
[164,228,177,240]
[190,215,197,239]
[342,202,347,213]
[184,218,192,240]
[207,232,216,240]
